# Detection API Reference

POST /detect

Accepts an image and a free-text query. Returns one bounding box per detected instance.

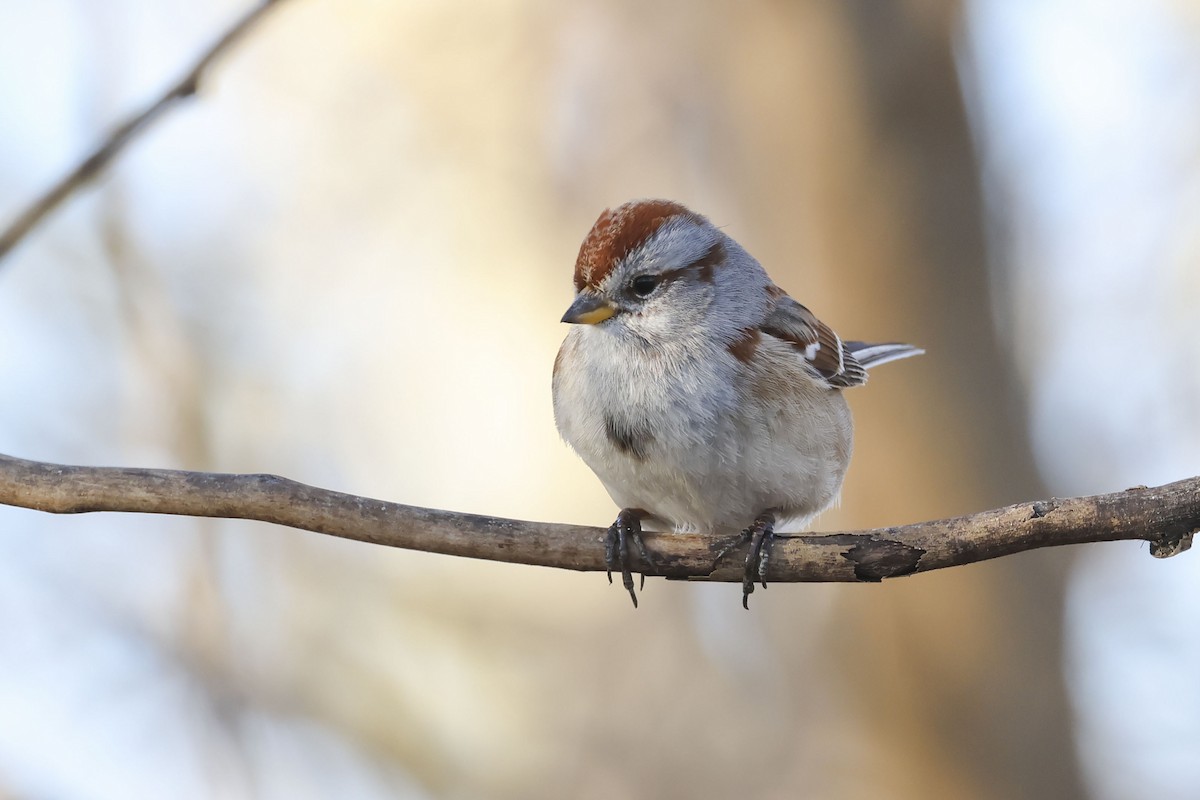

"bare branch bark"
[0,0,290,262]
[1,452,1196,581]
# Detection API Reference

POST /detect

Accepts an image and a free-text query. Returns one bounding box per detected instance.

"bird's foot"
[741,511,777,609]
[605,508,654,608]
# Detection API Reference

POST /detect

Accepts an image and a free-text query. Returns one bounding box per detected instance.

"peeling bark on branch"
[1,453,1196,582]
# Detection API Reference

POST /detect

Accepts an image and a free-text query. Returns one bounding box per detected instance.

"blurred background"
[1,0,1198,797]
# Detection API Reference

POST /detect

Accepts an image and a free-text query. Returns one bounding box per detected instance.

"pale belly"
[585,405,848,533]
[554,329,853,534]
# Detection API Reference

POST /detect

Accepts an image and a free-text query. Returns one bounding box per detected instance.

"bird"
[551,200,922,607]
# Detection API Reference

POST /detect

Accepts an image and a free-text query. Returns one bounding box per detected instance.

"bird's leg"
[741,510,777,609]
[605,508,653,608]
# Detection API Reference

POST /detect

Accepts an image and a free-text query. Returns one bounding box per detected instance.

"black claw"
[604,526,616,584]
[759,544,770,589]
[741,511,777,609]
[618,522,636,606]
[604,509,653,607]
[631,532,654,592]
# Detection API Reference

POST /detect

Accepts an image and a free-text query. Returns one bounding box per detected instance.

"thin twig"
[0,0,289,262]
[1,453,1196,584]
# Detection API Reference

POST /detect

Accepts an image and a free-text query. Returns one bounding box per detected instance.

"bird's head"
[561,200,769,347]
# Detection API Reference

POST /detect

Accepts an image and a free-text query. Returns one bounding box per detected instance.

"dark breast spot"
[605,415,653,461]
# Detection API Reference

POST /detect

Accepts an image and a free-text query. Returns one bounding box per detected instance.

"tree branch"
[1,452,1196,582]
[0,0,290,262]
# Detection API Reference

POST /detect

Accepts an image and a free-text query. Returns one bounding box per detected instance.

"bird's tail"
[845,341,925,370]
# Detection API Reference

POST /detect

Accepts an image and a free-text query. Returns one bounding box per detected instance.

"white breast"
[553,327,853,534]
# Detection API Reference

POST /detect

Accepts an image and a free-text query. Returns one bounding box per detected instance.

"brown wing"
[760,294,868,388]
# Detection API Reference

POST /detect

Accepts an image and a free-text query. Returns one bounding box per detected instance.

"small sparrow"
[552,200,922,607]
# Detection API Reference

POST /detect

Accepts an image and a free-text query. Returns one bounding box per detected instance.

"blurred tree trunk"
[719,1,1084,797]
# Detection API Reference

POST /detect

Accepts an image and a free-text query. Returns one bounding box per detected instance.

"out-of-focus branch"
[0,0,290,262]
[1,452,1196,583]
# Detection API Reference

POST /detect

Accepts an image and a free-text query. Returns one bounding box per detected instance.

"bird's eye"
[629,275,659,298]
